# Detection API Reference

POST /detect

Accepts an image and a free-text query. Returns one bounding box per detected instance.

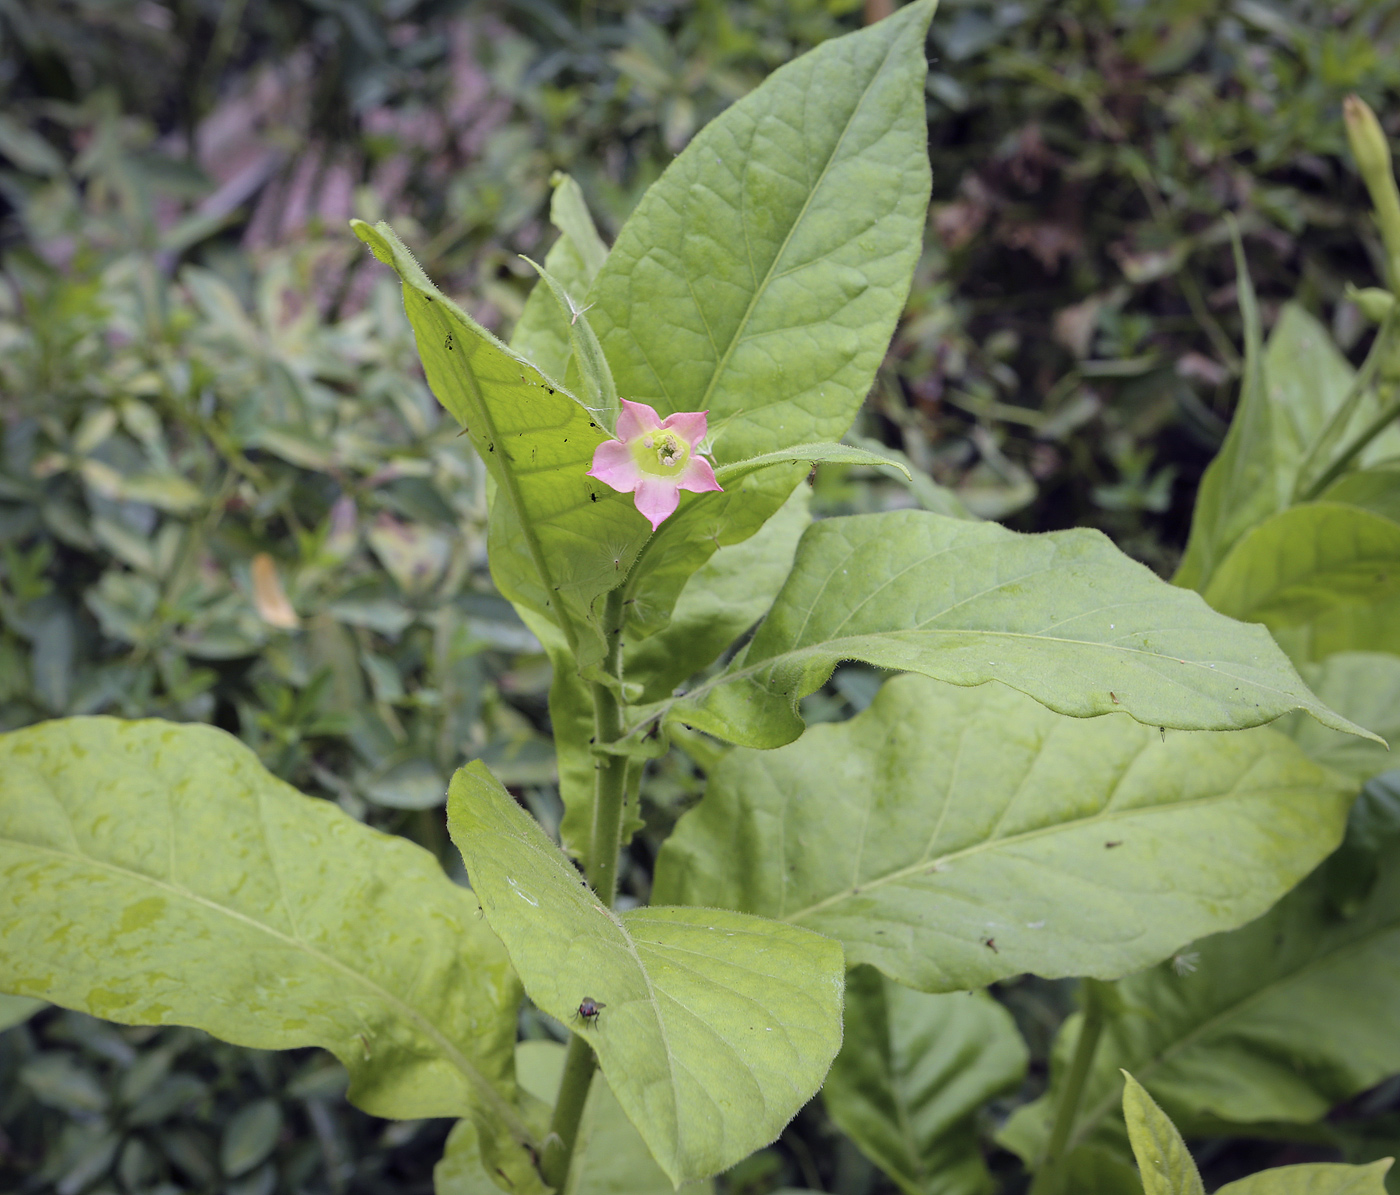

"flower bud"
[1344,95,1400,290]
[1346,283,1397,323]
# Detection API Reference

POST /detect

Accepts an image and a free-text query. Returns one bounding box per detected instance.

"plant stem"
[540,1034,598,1189]
[586,587,628,905]
[1302,383,1400,501]
[541,587,629,1190]
[1297,305,1399,501]
[1028,978,1110,1195]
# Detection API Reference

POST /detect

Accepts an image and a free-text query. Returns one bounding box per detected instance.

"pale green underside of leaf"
[661,510,1374,748]
[1000,838,1400,1165]
[435,1041,694,1195]
[446,763,845,1186]
[654,675,1353,992]
[1122,1071,1205,1195]
[353,218,644,662]
[587,0,935,461]
[823,966,1026,1195]
[1277,652,1400,783]
[0,719,527,1144]
[1216,1161,1393,1194]
[1202,501,1400,663]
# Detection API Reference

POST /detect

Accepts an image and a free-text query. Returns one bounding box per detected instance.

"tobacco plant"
[3,7,1399,1194]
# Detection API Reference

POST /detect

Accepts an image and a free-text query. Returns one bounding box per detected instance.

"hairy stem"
[1302,382,1400,501]
[1028,978,1110,1195]
[542,586,629,1189]
[540,1034,598,1189]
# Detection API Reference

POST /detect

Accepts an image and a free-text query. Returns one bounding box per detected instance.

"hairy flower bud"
[1344,95,1400,290]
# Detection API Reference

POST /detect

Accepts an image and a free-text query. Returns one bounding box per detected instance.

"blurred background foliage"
[2,0,1400,1192]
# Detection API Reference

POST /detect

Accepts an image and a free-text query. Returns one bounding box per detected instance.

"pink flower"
[587,399,723,531]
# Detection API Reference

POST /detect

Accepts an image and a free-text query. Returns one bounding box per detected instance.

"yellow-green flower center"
[629,430,690,477]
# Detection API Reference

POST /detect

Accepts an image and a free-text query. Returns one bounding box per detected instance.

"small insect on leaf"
[576,996,606,1026]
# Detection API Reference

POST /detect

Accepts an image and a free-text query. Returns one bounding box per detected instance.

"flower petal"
[587,439,642,493]
[659,409,708,449]
[678,455,723,494]
[633,477,682,530]
[617,398,664,442]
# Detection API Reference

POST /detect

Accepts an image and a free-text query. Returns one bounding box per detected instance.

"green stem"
[1302,382,1400,501]
[541,587,629,1190]
[1297,305,1400,501]
[540,1034,598,1189]
[1028,979,1110,1195]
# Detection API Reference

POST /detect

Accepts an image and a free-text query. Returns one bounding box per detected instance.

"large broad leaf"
[1122,1072,1204,1195]
[1278,652,1400,784]
[436,1041,699,1195]
[654,675,1353,992]
[446,762,844,1186]
[353,219,641,664]
[589,1,936,638]
[647,511,1374,749]
[1201,502,1400,662]
[1216,1162,1393,1194]
[999,837,1400,1168]
[823,966,1026,1195]
[0,718,536,1182]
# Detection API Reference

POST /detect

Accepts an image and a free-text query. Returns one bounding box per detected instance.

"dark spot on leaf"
[1105,840,1123,849]
[982,937,998,953]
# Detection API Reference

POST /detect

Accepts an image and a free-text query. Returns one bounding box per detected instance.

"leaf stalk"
[1028,978,1111,1195]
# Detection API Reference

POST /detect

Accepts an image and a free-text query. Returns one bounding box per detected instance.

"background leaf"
[665,510,1372,748]
[1201,502,1400,661]
[1216,1161,1393,1194]
[999,837,1400,1169]
[446,762,844,1186]
[0,718,531,1168]
[655,674,1353,991]
[1278,652,1400,783]
[823,966,1027,1195]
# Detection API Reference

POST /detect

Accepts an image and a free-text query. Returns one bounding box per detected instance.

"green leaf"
[1216,1161,1393,1195]
[822,966,1027,1195]
[446,762,845,1186]
[1176,298,1400,593]
[511,173,609,381]
[221,1099,282,1177]
[653,511,1375,749]
[1278,652,1400,783]
[654,674,1354,991]
[352,218,642,664]
[1320,464,1400,524]
[589,1,936,638]
[0,992,46,1031]
[520,255,618,432]
[714,443,913,486]
[0,717,534,1176]
[1122,1072,1204,1195]
[436,1041,697,1195]
[1000,837,1400,1166]
[1201,502,1400,662]
[536,486,810,862]
[626,483,811,705]
[588,1,935,460]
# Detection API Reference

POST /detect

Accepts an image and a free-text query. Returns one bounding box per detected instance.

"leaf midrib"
[6,834,530,1142]
[783,763,1284,923]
